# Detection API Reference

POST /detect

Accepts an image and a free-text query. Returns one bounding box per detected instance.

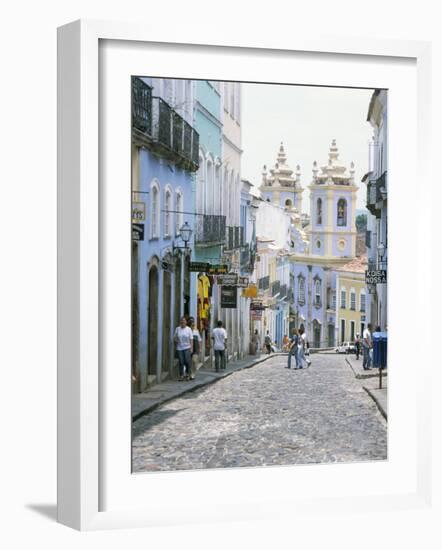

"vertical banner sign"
[132,223,145,241]
[221,286,237,308]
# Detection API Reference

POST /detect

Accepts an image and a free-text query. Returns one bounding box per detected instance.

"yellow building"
[335,257,367,344]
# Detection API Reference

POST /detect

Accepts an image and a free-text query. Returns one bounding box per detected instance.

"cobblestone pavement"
[132,353,387,472]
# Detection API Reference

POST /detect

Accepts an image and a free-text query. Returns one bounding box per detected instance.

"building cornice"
[195,101,223,129]
[222,134,243,154]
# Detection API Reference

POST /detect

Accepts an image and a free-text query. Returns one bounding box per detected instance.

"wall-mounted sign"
[189,262,210,272]
[217,273,238,286]
[132,202,146,222]
[365,269,387,284]
[243,285,258,298]
[207,264,229,275]
[220,286,237,308]
[250,301,266,311]
[251,311,262,320]
[237,276,249,288]
[132,223,144,241]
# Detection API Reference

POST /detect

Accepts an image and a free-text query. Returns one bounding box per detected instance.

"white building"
[363,89,388,330]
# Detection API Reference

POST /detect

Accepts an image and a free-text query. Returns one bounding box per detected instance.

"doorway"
[147,264,159,376]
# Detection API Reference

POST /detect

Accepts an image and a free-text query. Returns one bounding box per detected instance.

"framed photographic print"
[57,19,432,530]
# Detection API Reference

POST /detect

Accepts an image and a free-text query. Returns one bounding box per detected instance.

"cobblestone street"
[132,353,387,472]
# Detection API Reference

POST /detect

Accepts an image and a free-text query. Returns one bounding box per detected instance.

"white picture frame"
[57,19,433,531]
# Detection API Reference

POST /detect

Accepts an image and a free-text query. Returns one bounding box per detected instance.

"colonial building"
[289,140,360,347]
[131,77,199,391]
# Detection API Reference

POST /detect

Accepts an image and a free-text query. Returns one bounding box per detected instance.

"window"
[337,198,347,227]
[360,292,366,312]
[298,276,306,304]
[206,158,214,214]
[197,155,205,214]
[164,188,172,237]
[175,190,183,235]
[340,288,346,309]
[314,279,321,307]
[317,198,322,225]
[331,292,336,310]
[150,181,160,239]
[350,290,356,310]
[340,319,346,344]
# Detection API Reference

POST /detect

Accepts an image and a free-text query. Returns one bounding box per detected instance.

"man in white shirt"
[362,323,372,370]
[174,317,193,380]
[211,320,228,372]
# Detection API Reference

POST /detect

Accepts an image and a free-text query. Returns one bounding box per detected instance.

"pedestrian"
[362,323,372,370]
[285,328,299,369]
[354,333,361,360]
[211,320,228,372]
[264,331,272,354]
[173,316,193,381]
[251,329,260,355]
[297,325,311,368]
[190,320,202,380]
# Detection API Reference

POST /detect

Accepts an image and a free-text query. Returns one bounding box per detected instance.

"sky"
[240,83,375,214]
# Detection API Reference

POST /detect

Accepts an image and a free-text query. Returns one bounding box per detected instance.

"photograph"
[130,77,388,473]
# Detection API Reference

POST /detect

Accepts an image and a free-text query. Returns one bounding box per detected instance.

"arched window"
[285,198,292,208]
[317,198,322,225]
[298,276,306,304]
[360,290,366,313]
[314,279,321,307]
[150,180,160,239]
[197,154,205,214]
[214,161,221,214]
[164,187,172,237]
[175,190,183,235]
[340,287,347,309]
[206,157,214,214]
[337,198,347,227]
[350,289,356,310]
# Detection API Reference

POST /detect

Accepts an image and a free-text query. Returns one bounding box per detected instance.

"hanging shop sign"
[207,264,229,275]
[250,301,266,311]
[220,286,237,308]
[132,201,146,222]
[243,285,258,298]
[217,273,238,286]
[365,269,387,284]
[132,223,145,241]
[189,261,210,272]
[251,311,263,320]
[237,276,249,288]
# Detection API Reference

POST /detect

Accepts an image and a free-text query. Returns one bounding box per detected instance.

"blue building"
[192,81,225,343]
[131,77,199,391]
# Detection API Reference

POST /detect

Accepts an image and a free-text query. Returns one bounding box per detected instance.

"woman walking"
[297,325,311,369]
[190,320,202,380]
[174,317,193,381]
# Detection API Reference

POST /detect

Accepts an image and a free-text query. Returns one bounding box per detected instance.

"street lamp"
[377,242,386,268]
[179,221,192,249]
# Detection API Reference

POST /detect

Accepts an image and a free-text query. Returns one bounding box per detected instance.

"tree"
[356,213,367,232]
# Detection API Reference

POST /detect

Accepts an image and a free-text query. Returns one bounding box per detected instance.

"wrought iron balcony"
[271,280,281,297]
[194,214,226,246]
[366,172,387,217]
[131,77,199,172]
[258,275,270,291]
[132,77,153,134]
[225,226,245,250]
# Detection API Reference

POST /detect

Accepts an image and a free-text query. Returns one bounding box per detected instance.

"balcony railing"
[194,214,226,246]
[226,225,245,250]
[132,77,152,134]
[258,276,270,291]
[131,77,199,172]
[366,172,387,216]
[271,280,281,297]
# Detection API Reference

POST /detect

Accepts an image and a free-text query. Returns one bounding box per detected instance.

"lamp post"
[179,221,192,249]
[377,242,386,269]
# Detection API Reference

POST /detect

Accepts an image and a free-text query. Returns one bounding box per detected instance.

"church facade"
[259,140,365,348]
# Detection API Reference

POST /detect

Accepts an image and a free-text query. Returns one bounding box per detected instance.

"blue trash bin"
[372,331,387,369]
